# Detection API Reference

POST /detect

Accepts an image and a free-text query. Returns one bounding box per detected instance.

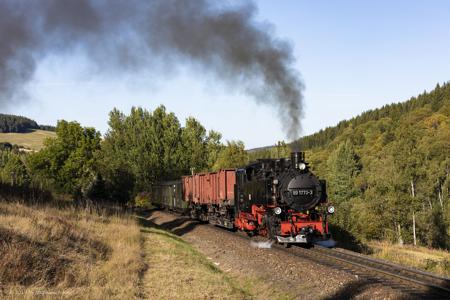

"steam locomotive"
[152,152,334,245]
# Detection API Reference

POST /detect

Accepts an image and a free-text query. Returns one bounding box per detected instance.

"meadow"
[0,130,55,151]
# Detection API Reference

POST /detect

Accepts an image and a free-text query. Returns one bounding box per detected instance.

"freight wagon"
[151,180,187,212]
[182,169,236,228]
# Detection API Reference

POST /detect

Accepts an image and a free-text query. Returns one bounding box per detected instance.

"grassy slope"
[368,241,450,277]
[0,202,143,299]
[141,227,251,299]
[139,217,291,300]
[0,130,56,151]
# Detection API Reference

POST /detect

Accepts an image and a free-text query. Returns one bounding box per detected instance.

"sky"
[10,0,450,149]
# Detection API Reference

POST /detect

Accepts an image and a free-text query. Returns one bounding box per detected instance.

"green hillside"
[253,82,450,249]
[299,83,449,151]
[0,130,56,151]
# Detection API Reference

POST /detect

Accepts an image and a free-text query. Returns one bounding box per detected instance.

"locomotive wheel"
[283,242,291,248]
[189,208,197,220]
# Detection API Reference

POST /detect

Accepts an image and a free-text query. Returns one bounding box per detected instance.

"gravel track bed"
[143,210,414,299]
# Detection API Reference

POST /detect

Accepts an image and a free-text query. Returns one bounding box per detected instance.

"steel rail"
[316,246,450,289]
[278,244,450,298]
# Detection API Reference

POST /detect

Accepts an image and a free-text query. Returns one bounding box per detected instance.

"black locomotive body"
[236,152,327,212]
[234,152,333,244]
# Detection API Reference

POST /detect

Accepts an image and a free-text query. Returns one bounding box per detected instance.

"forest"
[0,83,448,250]
[0,113,55,133]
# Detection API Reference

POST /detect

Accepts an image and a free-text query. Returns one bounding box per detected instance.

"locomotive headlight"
[299,163,306,170]
[327,206,335,214]
[274,207,282,215]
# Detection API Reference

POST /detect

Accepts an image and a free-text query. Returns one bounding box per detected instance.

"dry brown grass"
[368,241,450,277]
[0,130,55,150]
[0,201,144,299]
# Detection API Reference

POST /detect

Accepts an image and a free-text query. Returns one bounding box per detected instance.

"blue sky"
[11,0,450,148]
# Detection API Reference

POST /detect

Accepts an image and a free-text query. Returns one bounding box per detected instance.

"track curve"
[213,223,450,298]
[155,210,450,299]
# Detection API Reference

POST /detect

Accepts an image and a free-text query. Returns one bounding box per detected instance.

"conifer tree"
[327,140,361,230]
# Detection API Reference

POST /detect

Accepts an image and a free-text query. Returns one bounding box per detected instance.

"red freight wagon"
[182,176,194,201]
[182,169,236,225]
[182,169,236,205]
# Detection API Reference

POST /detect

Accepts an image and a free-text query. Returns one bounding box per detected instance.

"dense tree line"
[252,83,450,249]
[248,141,291,162]
[97,106,225,201]
[0,106,248,205]
[38,125,56,131]
[0,114,39,133]
[0,113,55,133]
[298,83,449,150]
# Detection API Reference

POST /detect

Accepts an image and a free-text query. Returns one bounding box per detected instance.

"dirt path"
[140,210,411,299]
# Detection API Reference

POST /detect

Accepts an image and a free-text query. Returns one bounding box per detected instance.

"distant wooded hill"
[298,83,449,150]
[0,114,55,133]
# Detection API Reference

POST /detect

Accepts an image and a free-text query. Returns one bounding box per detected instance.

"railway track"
[274,242,450,299]
[218,225,450,298]
[316,246,449,293]
[157,211,450,298]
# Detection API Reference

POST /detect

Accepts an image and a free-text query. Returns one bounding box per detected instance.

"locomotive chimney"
[290,152,305,169]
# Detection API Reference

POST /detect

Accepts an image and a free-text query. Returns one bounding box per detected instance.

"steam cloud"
[250,240,274,249]
[0,0,304,140]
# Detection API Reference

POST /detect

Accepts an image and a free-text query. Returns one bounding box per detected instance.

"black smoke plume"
[0,0,304,141]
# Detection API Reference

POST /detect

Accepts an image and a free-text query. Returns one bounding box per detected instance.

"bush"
[134,192,152,208]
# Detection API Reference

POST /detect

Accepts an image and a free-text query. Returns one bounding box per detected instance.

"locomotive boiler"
[153,152,334,245]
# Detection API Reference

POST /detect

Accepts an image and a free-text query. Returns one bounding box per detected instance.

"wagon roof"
[181,169,236,178]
